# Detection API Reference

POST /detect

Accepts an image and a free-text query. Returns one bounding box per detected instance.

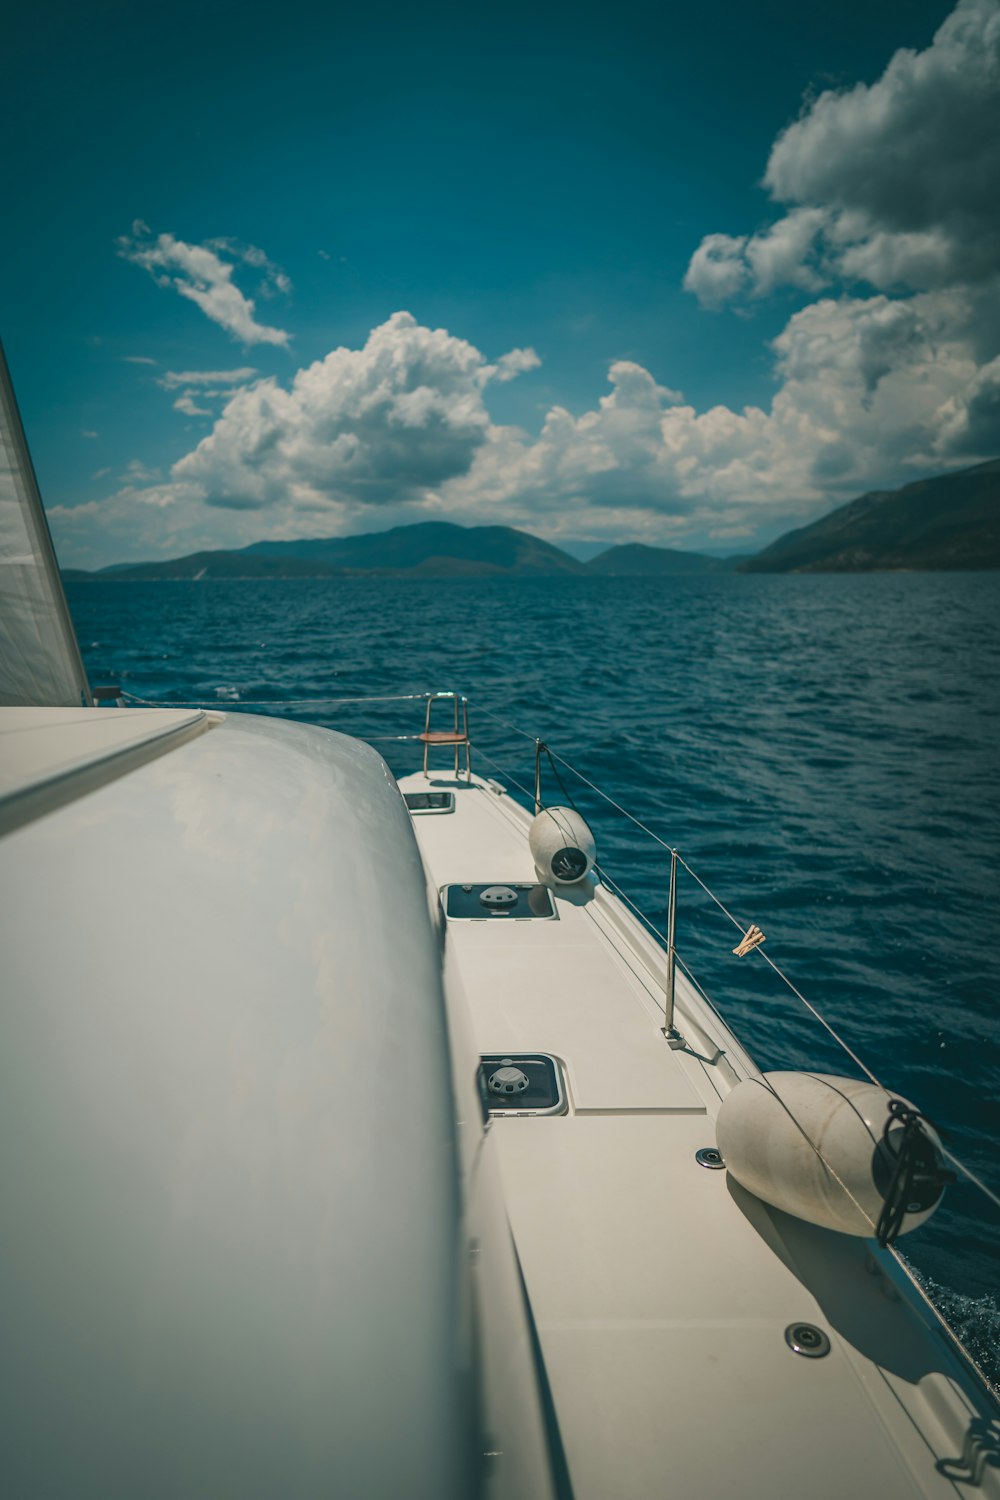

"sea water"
[67,570,1000,1379]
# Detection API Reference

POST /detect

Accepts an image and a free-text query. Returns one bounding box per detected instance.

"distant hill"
[64,524,747,580]
[64,463,999,580]
[586,543,736,576]
[243,521,585,575]
[68,522,588,580]
[742,459,1000,573]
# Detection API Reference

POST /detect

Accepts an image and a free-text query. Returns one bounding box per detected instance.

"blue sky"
[4,0,998,566]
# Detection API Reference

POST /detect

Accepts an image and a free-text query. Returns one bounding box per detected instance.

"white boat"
[2,340,998,1497]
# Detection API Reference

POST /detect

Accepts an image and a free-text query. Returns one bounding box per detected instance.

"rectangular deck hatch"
[478,1054,566,1116]
[404,791,455,814]
[443,882,556,921]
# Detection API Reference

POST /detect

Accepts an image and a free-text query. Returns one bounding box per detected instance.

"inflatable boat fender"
[715,1071,947,1237]
[528,806,596,885]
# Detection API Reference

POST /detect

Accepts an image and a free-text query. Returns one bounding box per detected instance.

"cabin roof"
[0,710,474,1498]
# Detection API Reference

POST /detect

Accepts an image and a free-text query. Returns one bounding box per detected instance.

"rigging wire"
[940,1149,1000,1215]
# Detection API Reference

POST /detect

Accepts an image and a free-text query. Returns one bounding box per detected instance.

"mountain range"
[742,457,1000,573]
[63,459,999,580]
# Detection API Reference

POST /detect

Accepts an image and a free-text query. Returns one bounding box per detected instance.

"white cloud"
[687,0,1000,303]
[53,289,1000,569]
[493,348,542,382]
[933,355,1000,455]
[159,368,259,389]
[764,0,1000,287]
[50,483,212,572]
[744,209,830,297]
[168,311,538,512]
[173,395,213,417]
[118,225,292,347]
[122,355,157,365]
[668,0,1000,515]
[442,295,984,532]
[205,237,292,297]
[683,233,750,307]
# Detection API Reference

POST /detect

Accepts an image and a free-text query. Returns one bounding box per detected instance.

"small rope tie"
[732,924,766,957]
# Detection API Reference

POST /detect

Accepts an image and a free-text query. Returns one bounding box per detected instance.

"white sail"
[0,340,91,707]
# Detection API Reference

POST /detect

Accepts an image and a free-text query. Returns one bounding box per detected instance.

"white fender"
[715,1072,946,1237]
[528,806,596,884]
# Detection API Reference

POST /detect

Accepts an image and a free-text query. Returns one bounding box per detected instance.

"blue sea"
[67,571,1000,1379]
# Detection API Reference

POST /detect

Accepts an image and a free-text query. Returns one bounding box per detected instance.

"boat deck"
[401,769,996,1500]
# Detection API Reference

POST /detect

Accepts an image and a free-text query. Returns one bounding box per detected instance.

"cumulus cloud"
[673,0,1000,496]
[53,287,1000,570]
[118,224,292,346]
[444,294,984,533]
[745,209,831,297]
[682,234,750,307]
[171,312,539,511]
[684,212,831,306]
[933,355,1000,454]
[764,0,1000,286]
[687,0,1000,304]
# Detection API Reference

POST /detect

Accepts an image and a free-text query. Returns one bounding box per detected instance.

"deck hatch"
[443,882,556,921]
[478,1054,567,1117]
[404,791,455,814]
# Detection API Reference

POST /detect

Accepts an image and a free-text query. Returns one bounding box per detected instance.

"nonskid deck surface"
[401,770,998,1500]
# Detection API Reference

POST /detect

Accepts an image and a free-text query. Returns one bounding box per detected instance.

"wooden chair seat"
[418,694,471,779]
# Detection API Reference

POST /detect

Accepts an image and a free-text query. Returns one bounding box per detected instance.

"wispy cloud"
[158,367,258,389]
[122,355,158,365]
[117,222,292,347]
[206,237,291,298]
[123,459,160,483]
[173,395,213,417]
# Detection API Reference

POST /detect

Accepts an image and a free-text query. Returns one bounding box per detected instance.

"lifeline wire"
[596,863,882,1238]
[472,746,537,806]
[532,732,886,1091]
[473,709,1000,1216]
[121,690,427,709]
